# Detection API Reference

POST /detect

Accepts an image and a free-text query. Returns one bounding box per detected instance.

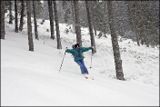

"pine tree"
[53,1,62,49]
[85,1,96,53]
[125,1,140,46]
[14,0,18,33]
[107,1,125,80]
[9,1,13,24]
[0,0,5,39]
[73,0,82,46]
[62,1,69,23]
[48,0,55,39]
[19,0,25,31]
[26,1,34,51]
[32,1,39,40]
[71,0,75,32]
[90,1,98,36]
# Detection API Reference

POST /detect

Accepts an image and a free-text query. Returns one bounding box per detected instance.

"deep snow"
[1,14,159,106]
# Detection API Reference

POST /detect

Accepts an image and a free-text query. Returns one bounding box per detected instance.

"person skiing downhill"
[65,43,93,78]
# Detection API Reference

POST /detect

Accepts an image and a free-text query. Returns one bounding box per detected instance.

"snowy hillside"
[1,15,159,106]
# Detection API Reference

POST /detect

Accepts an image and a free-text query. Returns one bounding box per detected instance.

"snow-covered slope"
[1,16,159,106]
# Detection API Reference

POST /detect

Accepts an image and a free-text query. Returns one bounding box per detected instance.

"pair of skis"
[83,74,94,80]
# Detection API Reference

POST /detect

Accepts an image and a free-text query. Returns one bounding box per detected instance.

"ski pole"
[59,50,67,72]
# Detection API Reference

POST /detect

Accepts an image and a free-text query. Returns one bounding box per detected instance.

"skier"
[65,43,94,79]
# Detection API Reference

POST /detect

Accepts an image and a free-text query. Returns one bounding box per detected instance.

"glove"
[65,47,68,52]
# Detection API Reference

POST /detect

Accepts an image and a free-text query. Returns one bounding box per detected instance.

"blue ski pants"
[76,60,89,74]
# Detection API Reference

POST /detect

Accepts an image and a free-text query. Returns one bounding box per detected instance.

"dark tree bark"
[48,0,55,39]
[0,0,5,39]
[73,0,82,46]
[26,1,34,51]
[19,0,25,31]
[53,1,62,49]
[85,1,96,53]
[32,1,39,40]
[14,0,18,33]
[9,1,13,24]
[94,28,97,36]
[107,1,125,80]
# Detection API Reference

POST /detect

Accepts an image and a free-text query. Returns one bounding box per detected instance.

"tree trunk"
[9,1,13,24]
[32,1,39,40]
[53,1,62,49]
[107,1,125,80]
[126,1,140,46]
[0,0,5,39]
[48,0,55,39]
[15,0,18,33]
[73,0,82,46]
[94,27,97,36]
[85,1,96,53]
[19,0,25,31]
[26,1,34,51]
